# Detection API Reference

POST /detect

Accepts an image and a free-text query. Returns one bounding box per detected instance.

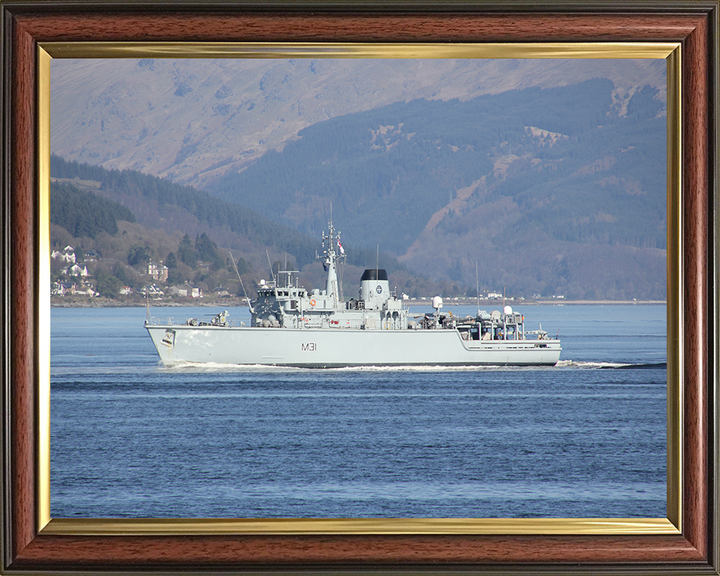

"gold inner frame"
[37,42,682,536]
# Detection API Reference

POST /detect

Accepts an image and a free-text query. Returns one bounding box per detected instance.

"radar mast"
[321,220,344,307]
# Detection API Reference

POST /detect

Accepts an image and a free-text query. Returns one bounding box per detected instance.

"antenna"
[337,232,344,302]
[376,244,379,280]
[266,249,276,285]
[228,249,253,313]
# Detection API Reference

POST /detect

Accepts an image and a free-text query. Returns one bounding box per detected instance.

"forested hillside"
[52,155,412,274]
[51,181,136,238]
[51,155,318,267]
[50,157,425,299]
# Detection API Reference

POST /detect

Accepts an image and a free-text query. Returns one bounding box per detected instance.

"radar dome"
[432,296,443,310]
[504,305,513,315]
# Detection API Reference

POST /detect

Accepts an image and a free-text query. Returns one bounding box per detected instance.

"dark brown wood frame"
[1,1,717,573]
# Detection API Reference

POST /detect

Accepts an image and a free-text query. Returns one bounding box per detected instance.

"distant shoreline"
[408,300,667,307]
[50,297,667,308]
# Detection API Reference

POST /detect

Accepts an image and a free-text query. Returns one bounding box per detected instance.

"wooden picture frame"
[2,1,717,573]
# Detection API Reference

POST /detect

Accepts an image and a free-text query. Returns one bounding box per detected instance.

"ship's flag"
[338,239,345,255]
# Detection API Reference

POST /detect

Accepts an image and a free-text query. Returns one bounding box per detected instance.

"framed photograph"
[2,1,717,574]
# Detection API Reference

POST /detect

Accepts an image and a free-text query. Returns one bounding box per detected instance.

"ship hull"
[146,325,562,367]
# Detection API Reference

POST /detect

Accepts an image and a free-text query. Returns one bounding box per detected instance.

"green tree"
[167,269,183,285]
[95,271,123,298]
[165,251,178,269]
[233,257,250,275]
[127,245,152,266]
[112,262,129,285]
[195,233,224,270]
[177,234,196,267]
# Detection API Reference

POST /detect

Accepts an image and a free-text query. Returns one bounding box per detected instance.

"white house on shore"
[51,280,97,297]
[51,245,76,264]
[141,284,165,297]
[68,263,89,277]
[147,260,169,282]
[169,283,203,298]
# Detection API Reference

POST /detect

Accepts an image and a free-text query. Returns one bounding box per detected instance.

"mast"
[476,261,480,316]
[322,220,341,307]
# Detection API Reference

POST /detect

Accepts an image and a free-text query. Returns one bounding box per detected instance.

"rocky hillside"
[51,58,665,190]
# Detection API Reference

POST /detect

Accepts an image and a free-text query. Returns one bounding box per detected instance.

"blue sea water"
[50,303,667,519]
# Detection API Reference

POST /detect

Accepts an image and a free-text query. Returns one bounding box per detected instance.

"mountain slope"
[50,157,414,294]
[209,79,631,253]
[205,80,666,299]
[50,58,666,189]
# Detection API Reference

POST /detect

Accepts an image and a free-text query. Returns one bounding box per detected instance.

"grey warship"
[145,222,561,367]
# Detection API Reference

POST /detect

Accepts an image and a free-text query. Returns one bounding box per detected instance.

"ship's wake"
[556,360,667,370]
[161,361,304,373]
[158,359,666,373]
[161,362,564,373]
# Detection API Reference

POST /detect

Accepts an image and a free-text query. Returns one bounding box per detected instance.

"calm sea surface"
[51,303,667,519]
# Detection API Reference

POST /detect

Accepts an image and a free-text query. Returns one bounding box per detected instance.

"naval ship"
[145,222,561,367]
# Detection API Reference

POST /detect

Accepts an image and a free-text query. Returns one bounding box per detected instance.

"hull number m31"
[302,343,317,352]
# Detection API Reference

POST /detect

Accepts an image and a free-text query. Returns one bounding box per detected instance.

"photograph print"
[48,55,668,520]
